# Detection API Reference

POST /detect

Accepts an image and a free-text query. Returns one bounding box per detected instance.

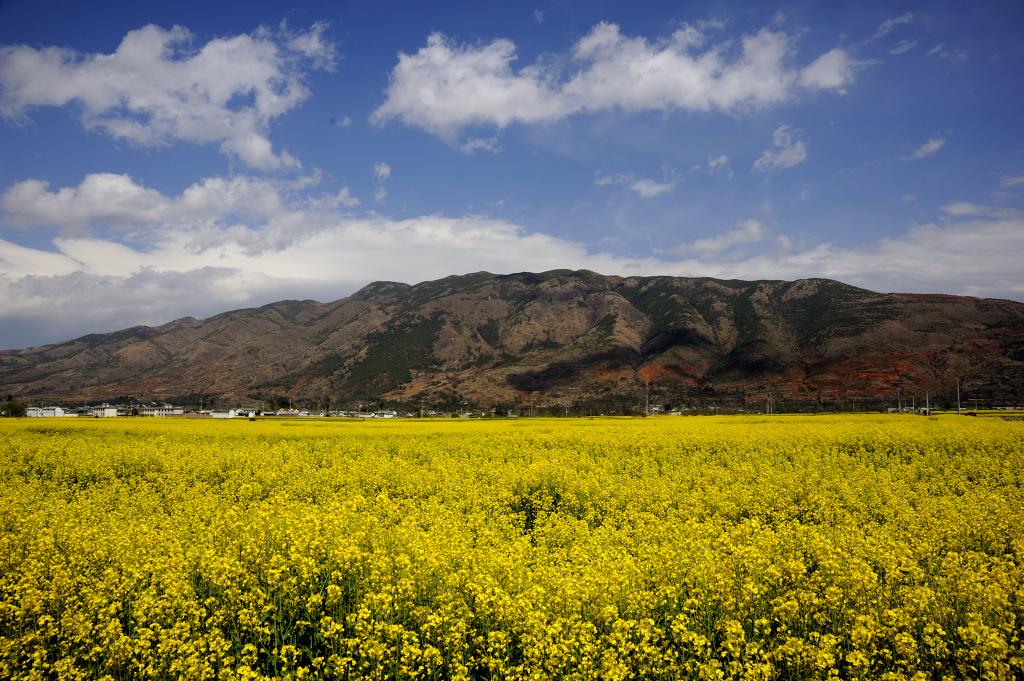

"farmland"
[1,416,1023,679]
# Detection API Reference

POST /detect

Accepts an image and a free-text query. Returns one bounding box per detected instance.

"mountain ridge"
[3,270,1023,408]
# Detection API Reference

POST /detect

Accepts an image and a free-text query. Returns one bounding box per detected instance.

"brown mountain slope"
[3,270,1023,408]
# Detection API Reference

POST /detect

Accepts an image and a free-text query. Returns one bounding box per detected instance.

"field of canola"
[1,415,1023,680]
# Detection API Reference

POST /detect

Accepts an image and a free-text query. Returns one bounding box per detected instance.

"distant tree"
[265,394,292,411]
[1,396,26,418]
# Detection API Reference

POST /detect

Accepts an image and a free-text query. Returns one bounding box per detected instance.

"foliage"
[0,398,26,418]
[1,416,1023,679]
[334,316,443,394]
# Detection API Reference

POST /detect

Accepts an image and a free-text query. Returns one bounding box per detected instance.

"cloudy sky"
[1,0,1022,348]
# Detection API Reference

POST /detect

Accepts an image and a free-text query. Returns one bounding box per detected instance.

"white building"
[90,407,119,418]
[139,405,185,417]
[211,409,237,419]
[26,406,65,417]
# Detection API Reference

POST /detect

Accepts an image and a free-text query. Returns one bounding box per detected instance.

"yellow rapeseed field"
[1,415,1022,680]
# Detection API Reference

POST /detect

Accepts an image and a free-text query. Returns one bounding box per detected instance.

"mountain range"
[3,270,1023,410]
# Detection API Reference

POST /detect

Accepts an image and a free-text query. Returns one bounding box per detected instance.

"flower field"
[1,415,1023,680]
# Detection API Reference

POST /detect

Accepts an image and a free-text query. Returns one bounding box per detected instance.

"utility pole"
[897,388,902,413]
[956,378,961,415]
[926,392,930,414]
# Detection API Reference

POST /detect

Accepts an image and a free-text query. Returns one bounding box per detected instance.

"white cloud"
[700,154,732,178]
[942,201,987,216]
[369,33,566,140]
[4,173,1023,347]
[331,186,360,208]
[222,134,300,171]
[628,178,675,198]
[926,43,968,63]
[1000,175,1024,189]
[533,10,545,24]
[332,115,352,128]
[560,23,841,113]
[708,154,730,170]
[941,202,1018,220]
[284,20,335,71]
[870,12,913,41]
[460,137,502,154]
[372,162,391,202]
[594,172,632,187]
[0,23,334,170]
[671,215,1024,301]
[676,219,768,256]
[2,174,169,230]
[372,22,860,141]
[594,171,676,198]
[798,48,859,92]
[1,173,288,231]
[903,137,945,160]
[753,125,807,171]
[889,40,918,55]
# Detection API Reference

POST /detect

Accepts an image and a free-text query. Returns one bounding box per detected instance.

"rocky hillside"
[3,270,1023,409]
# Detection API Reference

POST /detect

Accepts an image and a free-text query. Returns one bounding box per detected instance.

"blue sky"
[0,0,1022,348]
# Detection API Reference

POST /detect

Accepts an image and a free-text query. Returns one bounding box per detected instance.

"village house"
[89,406,119,418]
[26,406,66,417]
[139,405,185,417]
